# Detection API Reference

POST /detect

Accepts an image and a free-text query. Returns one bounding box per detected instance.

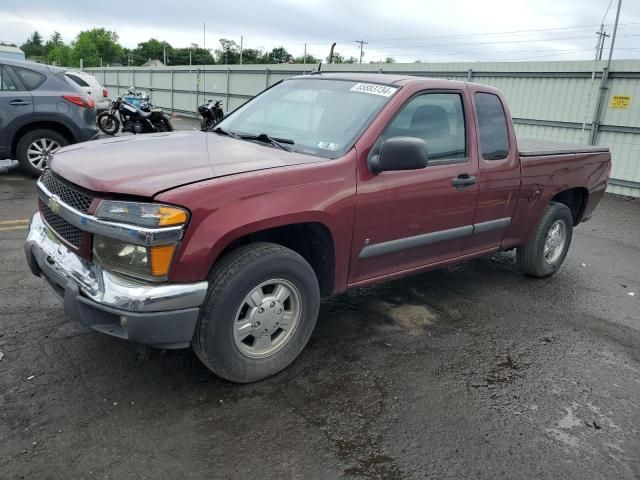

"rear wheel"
[517,202,573,278]
[16,129,68,177]
[192,243,320,383]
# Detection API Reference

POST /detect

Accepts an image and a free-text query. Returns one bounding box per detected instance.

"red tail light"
[102,89,108,98]
[63,95,95,108]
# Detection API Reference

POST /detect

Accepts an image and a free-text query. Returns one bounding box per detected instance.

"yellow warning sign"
[610,95,631,109]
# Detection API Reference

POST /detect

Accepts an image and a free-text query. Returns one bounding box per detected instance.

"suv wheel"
[192,242,320,383]
[17,129,68,177]
[517,202,573,278]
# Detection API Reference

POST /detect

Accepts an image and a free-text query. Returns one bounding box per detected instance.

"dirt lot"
[1,124,639,479]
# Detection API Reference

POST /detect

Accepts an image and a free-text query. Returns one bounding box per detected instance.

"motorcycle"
[97,95,173,135]
[198,99,224,132]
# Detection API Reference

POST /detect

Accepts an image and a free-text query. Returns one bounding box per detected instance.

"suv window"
[0,66,19,91]
[14,67,46,90]
[383,92,466,162]
[66,73,90,87]
[475,93,510,160]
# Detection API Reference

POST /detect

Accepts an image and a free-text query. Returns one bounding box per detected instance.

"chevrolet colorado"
[24,74,611,382]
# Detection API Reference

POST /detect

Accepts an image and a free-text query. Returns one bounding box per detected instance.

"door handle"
[9,100,30,106]
[452,174,476,189]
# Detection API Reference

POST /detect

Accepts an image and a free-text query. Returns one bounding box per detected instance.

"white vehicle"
[65,70,110,111]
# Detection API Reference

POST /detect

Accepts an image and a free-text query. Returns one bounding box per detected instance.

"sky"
[2,0,640,63]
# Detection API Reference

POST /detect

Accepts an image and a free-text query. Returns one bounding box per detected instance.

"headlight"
[93,236,177,281]
[95,200,188,228]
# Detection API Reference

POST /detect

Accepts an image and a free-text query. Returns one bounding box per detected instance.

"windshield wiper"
[212,126,241,139]
[239,133,294,152]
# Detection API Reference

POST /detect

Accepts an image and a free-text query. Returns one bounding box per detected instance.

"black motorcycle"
[198,99,224,131]
[97,96,173,135]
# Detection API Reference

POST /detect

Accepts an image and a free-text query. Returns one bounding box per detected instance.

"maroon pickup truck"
[25,73,611,382]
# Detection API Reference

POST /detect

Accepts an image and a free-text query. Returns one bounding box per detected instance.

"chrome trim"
[37,179,184,246]
[26,213,208,312]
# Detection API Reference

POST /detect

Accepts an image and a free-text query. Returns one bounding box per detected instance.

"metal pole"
[588,0,622,145]
[203,23,206,95]
[171,70,174,114]
[303,43,307,65]
[163,44,166,65]
[240,36,243,65]
[226,68,231,111]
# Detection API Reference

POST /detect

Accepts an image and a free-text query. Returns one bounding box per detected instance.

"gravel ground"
[0,124,639,479]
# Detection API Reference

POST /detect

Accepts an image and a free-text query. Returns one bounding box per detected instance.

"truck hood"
[51,131,323,198]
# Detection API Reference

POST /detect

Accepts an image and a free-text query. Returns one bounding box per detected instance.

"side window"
[475,93,509,160]
[0,66,19,91]
[382,92,466,161]
[14,67,46,91]
[66,73,90,87]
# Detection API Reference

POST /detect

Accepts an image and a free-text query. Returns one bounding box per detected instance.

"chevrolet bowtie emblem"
[48,196,61,214]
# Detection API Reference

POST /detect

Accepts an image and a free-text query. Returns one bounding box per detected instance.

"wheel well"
[551,188,588,225]
[219,223,336,297]
[11,121,75,158]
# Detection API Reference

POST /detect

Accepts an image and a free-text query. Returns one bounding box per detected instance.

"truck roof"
[292,72,469,89]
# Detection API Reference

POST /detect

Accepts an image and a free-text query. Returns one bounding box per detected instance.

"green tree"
[267,46,292,64]
[70,28,123,67]
[20,31,45,59]
[293,53,319,64]
[384,57,396,63]
[44,31,64,54]
[215,39,240,64]
[327,52,356,64]
[47,44,72,67]
[241,48,266,64]
[131,38,171,65]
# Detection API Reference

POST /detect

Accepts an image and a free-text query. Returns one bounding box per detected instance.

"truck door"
[349,89,480,284]
[0,65,33,158]
[463,89,520,254]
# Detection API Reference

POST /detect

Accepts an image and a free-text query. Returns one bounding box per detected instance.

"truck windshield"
[214,78,398,158]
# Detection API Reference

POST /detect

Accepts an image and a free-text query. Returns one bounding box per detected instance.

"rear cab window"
[14,67,46,91]
[382,92,467,163]
[475,92,510,160]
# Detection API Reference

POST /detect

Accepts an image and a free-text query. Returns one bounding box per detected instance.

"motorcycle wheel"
[155,117,174,132]
[97,113,120,135]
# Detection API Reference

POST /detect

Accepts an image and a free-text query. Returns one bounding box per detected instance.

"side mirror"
[368,137,429,174]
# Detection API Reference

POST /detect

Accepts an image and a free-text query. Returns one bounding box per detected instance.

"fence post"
[467,68,473,81]
[196,69,200,112]
[132,69,136,89]
[116,70,120,96]
[588,66,609,145]
[171,70,175,114]
[226,68,231,111]
[265,68,270,88]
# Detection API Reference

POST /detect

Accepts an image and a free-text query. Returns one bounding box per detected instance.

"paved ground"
[1,125,639,479]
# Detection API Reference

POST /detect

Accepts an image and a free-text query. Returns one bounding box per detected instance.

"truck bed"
[518,138,609,157]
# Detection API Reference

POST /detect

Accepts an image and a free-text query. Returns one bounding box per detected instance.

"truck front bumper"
[24,212,208,349]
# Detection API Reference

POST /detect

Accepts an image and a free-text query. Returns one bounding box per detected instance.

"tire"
[153,115,173,132]
[97,112,120,135]
[193,242,320,383]
[517,202,573,278]
[16,129,68,177]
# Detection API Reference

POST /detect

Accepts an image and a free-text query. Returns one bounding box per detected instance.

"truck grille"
[42,205,83,248]
[40,169,93,213]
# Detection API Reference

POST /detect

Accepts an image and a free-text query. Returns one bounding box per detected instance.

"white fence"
[88,60,640,197]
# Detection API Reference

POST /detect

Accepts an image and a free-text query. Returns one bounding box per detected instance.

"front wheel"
[97,112,120,135]
[517,202,573,278]
[192,243,320,383]
[153,115,173,132]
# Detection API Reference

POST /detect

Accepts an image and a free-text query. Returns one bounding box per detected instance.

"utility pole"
[240,35,243,64]
[589,0,623,145]
[163,43,167,65]
[595,24,610,61]
[355,39,368,64]
[203,22,206,96]
[303,43,307,65]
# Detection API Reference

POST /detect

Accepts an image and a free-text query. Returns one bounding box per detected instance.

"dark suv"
[0,59,98,176]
